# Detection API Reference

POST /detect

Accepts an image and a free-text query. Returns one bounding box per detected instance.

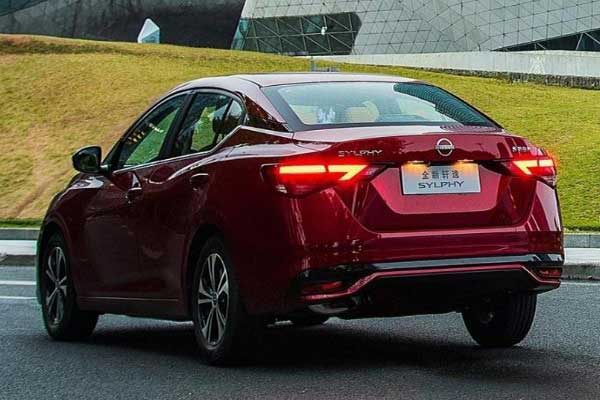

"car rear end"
[256,79,563,319]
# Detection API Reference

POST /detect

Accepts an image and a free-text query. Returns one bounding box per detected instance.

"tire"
[40,232,98,341]
[462,293,537,348]
[191,236,262,365]
[289,315,329,327]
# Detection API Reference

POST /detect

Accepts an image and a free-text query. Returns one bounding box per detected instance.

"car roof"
[232,72,417,87]
[181,72,417,90]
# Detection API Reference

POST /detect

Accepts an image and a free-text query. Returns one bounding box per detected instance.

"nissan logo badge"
[435,138,454,156]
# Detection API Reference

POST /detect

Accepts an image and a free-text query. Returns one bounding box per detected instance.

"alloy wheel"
[197,253,229,347]
[45,247,68,326]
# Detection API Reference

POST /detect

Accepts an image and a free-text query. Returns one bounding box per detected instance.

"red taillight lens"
[513,158,555,176]
[279,164,368,181]
[279,165,328,175]
[505,157,557,187]
[262,162,383,196]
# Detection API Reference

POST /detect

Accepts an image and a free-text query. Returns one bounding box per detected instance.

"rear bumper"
[292,253,562,316]
[230,179,562,315]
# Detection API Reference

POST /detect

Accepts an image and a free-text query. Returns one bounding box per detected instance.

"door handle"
[126,187,143,203]
[190,173,210,189]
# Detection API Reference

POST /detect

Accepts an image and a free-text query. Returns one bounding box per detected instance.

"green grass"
[0,34,599,229]
[0,219,42,228]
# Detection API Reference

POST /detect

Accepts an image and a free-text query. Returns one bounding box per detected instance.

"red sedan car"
[37,73,563,365]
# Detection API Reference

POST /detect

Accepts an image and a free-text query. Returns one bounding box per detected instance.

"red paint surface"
[38,74,563,319]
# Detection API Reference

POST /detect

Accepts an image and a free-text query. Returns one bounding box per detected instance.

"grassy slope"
[0,35,599,229]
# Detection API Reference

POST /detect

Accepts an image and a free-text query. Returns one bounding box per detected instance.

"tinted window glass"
[173,94,231,156]
[117,96,185,169]
[219,101,244,138]
[263,82,494,130]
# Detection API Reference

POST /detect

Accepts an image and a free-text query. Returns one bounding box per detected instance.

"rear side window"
[263,82,495,131]
[219,100,244,137]
[172,93,232,156]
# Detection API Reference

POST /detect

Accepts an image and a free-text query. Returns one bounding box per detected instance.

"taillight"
[504,156,557,187]
[262,162,385,196]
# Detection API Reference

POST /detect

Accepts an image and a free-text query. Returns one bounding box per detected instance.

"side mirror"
[72,146,102,174]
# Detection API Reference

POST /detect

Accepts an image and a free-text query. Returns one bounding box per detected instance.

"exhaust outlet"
[308,297,360,316]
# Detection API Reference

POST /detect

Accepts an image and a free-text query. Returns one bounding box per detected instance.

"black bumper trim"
[299,253,563,283]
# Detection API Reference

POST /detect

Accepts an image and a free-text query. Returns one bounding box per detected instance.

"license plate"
[401,163,481,195]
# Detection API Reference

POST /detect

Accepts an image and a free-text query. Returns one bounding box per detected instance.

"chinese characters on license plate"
[401,163,481,195]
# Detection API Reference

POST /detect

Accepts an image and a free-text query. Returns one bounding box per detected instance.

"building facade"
[232,0,600,55]
[1,0,600,56]
[0,0,245,48]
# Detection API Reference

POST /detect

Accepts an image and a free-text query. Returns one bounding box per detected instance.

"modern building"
[2,1,600,56]
[228,0,600,82]
[0,0,245,48]
[2,0,600,67]
[233,0,600,55]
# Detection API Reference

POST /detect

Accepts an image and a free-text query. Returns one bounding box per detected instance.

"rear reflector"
[301,280,345,295]
[535,267,562,279]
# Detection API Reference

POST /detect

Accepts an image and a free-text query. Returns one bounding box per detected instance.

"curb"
[565,234,600,248]
[0,254,36,266]
[1,254,598,281]
[0,228,39,240]
[561,263,600,281]
[1,228,599,247]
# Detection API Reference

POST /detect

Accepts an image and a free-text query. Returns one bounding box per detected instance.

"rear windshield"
[263,82,496,131]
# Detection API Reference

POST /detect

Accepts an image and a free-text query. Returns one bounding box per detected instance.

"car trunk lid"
[294,126,541,231]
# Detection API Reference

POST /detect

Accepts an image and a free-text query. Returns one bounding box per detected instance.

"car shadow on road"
[72,318,578,386]
[257,323,574,384]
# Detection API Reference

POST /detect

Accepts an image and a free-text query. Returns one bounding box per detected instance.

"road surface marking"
[0,280,36,286]
[561,281,599,287]
[0,296,36,300]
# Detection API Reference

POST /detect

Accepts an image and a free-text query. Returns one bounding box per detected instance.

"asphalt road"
[1,266,599,400]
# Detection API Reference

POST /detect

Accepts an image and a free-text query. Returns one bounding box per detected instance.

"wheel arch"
[38,221,62,247]
[36,219,68,304]
[183,223,224,315]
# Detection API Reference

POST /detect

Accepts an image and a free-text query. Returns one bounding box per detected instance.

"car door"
[81,94,188,298]
[131,91,245,300]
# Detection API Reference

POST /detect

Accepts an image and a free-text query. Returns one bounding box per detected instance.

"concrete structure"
[0,0,245,48]
[1,1,600,80]
[233,0,600,81]
[234,0,600,55]
[3,1,600,55]
[320,50,600,80]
